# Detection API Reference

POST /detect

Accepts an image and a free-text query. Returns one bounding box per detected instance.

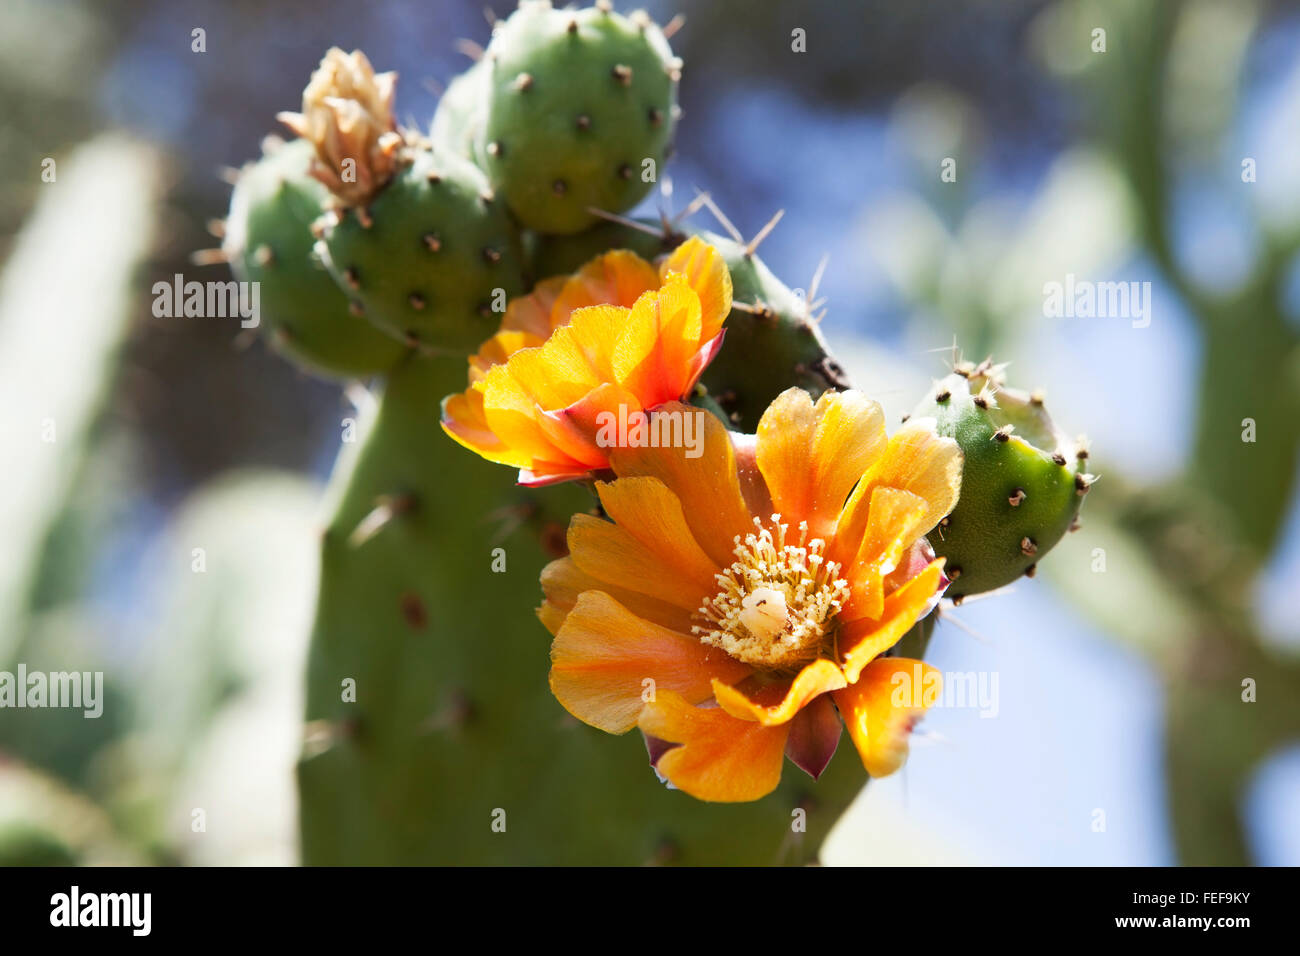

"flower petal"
[839,561,944,682]
[567,512,708,612]
[784,693,843,780]
[594,475,721,597]
[756,388,888,539]
[711,659,847,726]
[614,279,704,406]
[638,691,790,802]
[549,250,660,327]
[440,387,532,468]
[539,556,697,635]
[550,592,749,734]
[606,403,753,568]
[659,236,733,341]
[836,419,963,555]
[501,275,567,339]
[834,657,940,777]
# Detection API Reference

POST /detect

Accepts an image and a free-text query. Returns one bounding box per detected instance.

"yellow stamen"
[693,515,850,670]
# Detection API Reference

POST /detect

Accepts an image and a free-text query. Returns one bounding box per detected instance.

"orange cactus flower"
[441,237,732,486]
[540,388,963,802]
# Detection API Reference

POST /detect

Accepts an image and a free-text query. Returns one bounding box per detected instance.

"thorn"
[408,292,426,310]
[1052,452,1067,466]
[344,382,377,416]
[348,494,417,548]
[1024,563,1037,578]
[595,0,612,13]
[1020,537,1038,556]
[206,218,226,239]
[343,267,361,290]
[567,18,579,33]
[935,387,951,403]
[939,516,951,528]
[482,247,501,264]
[671,190,712,227]
[479,187,496,204]
[901,413,911,423]
[482,5,498,26]
[354,206,373,229]
[617,162,632,180]
[218,166,242,185]
[1069,517,1083,532]
[744,208,784,258]
[695,190,743,243]
[662,13,685,38]
[576,113,592,131]
[1075,473,1095,495]
[423,232,441,252]
[1008,488,1026,507]
[611,64,633,86]
[947,564,961,578]
[1030,388,1046,406]
[585,206,667,237]
[513,72,533,92]
[629,9,651,30]
[806,254,830,313]
[426,169,443,184]
[992,425,1014,443]
[486,140,503,158]
[1076,435,1091,460]
[648,107,664,127]
[348,301,365,317]
[455,38,485,61]
[552,179,567,195]
[189,248,228,267]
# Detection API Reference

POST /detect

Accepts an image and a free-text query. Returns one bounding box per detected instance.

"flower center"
[693,515,850,671]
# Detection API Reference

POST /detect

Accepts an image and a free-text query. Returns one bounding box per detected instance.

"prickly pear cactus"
[316,146,527,353]
[910,361,1092,599]
[481,0,679,235]
[224,138,411,378]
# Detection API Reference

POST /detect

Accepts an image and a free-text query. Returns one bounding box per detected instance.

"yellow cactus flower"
[441,237,732,486]
[540,388,963,801]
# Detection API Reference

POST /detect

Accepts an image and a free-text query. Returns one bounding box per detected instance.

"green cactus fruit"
[224,138,410,378]
[910,360,1093,600]
[317,145,527,354]
[480,1,679,235]
[693,231,850,431]
[529,218,681,280]
[430,58,490,165]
